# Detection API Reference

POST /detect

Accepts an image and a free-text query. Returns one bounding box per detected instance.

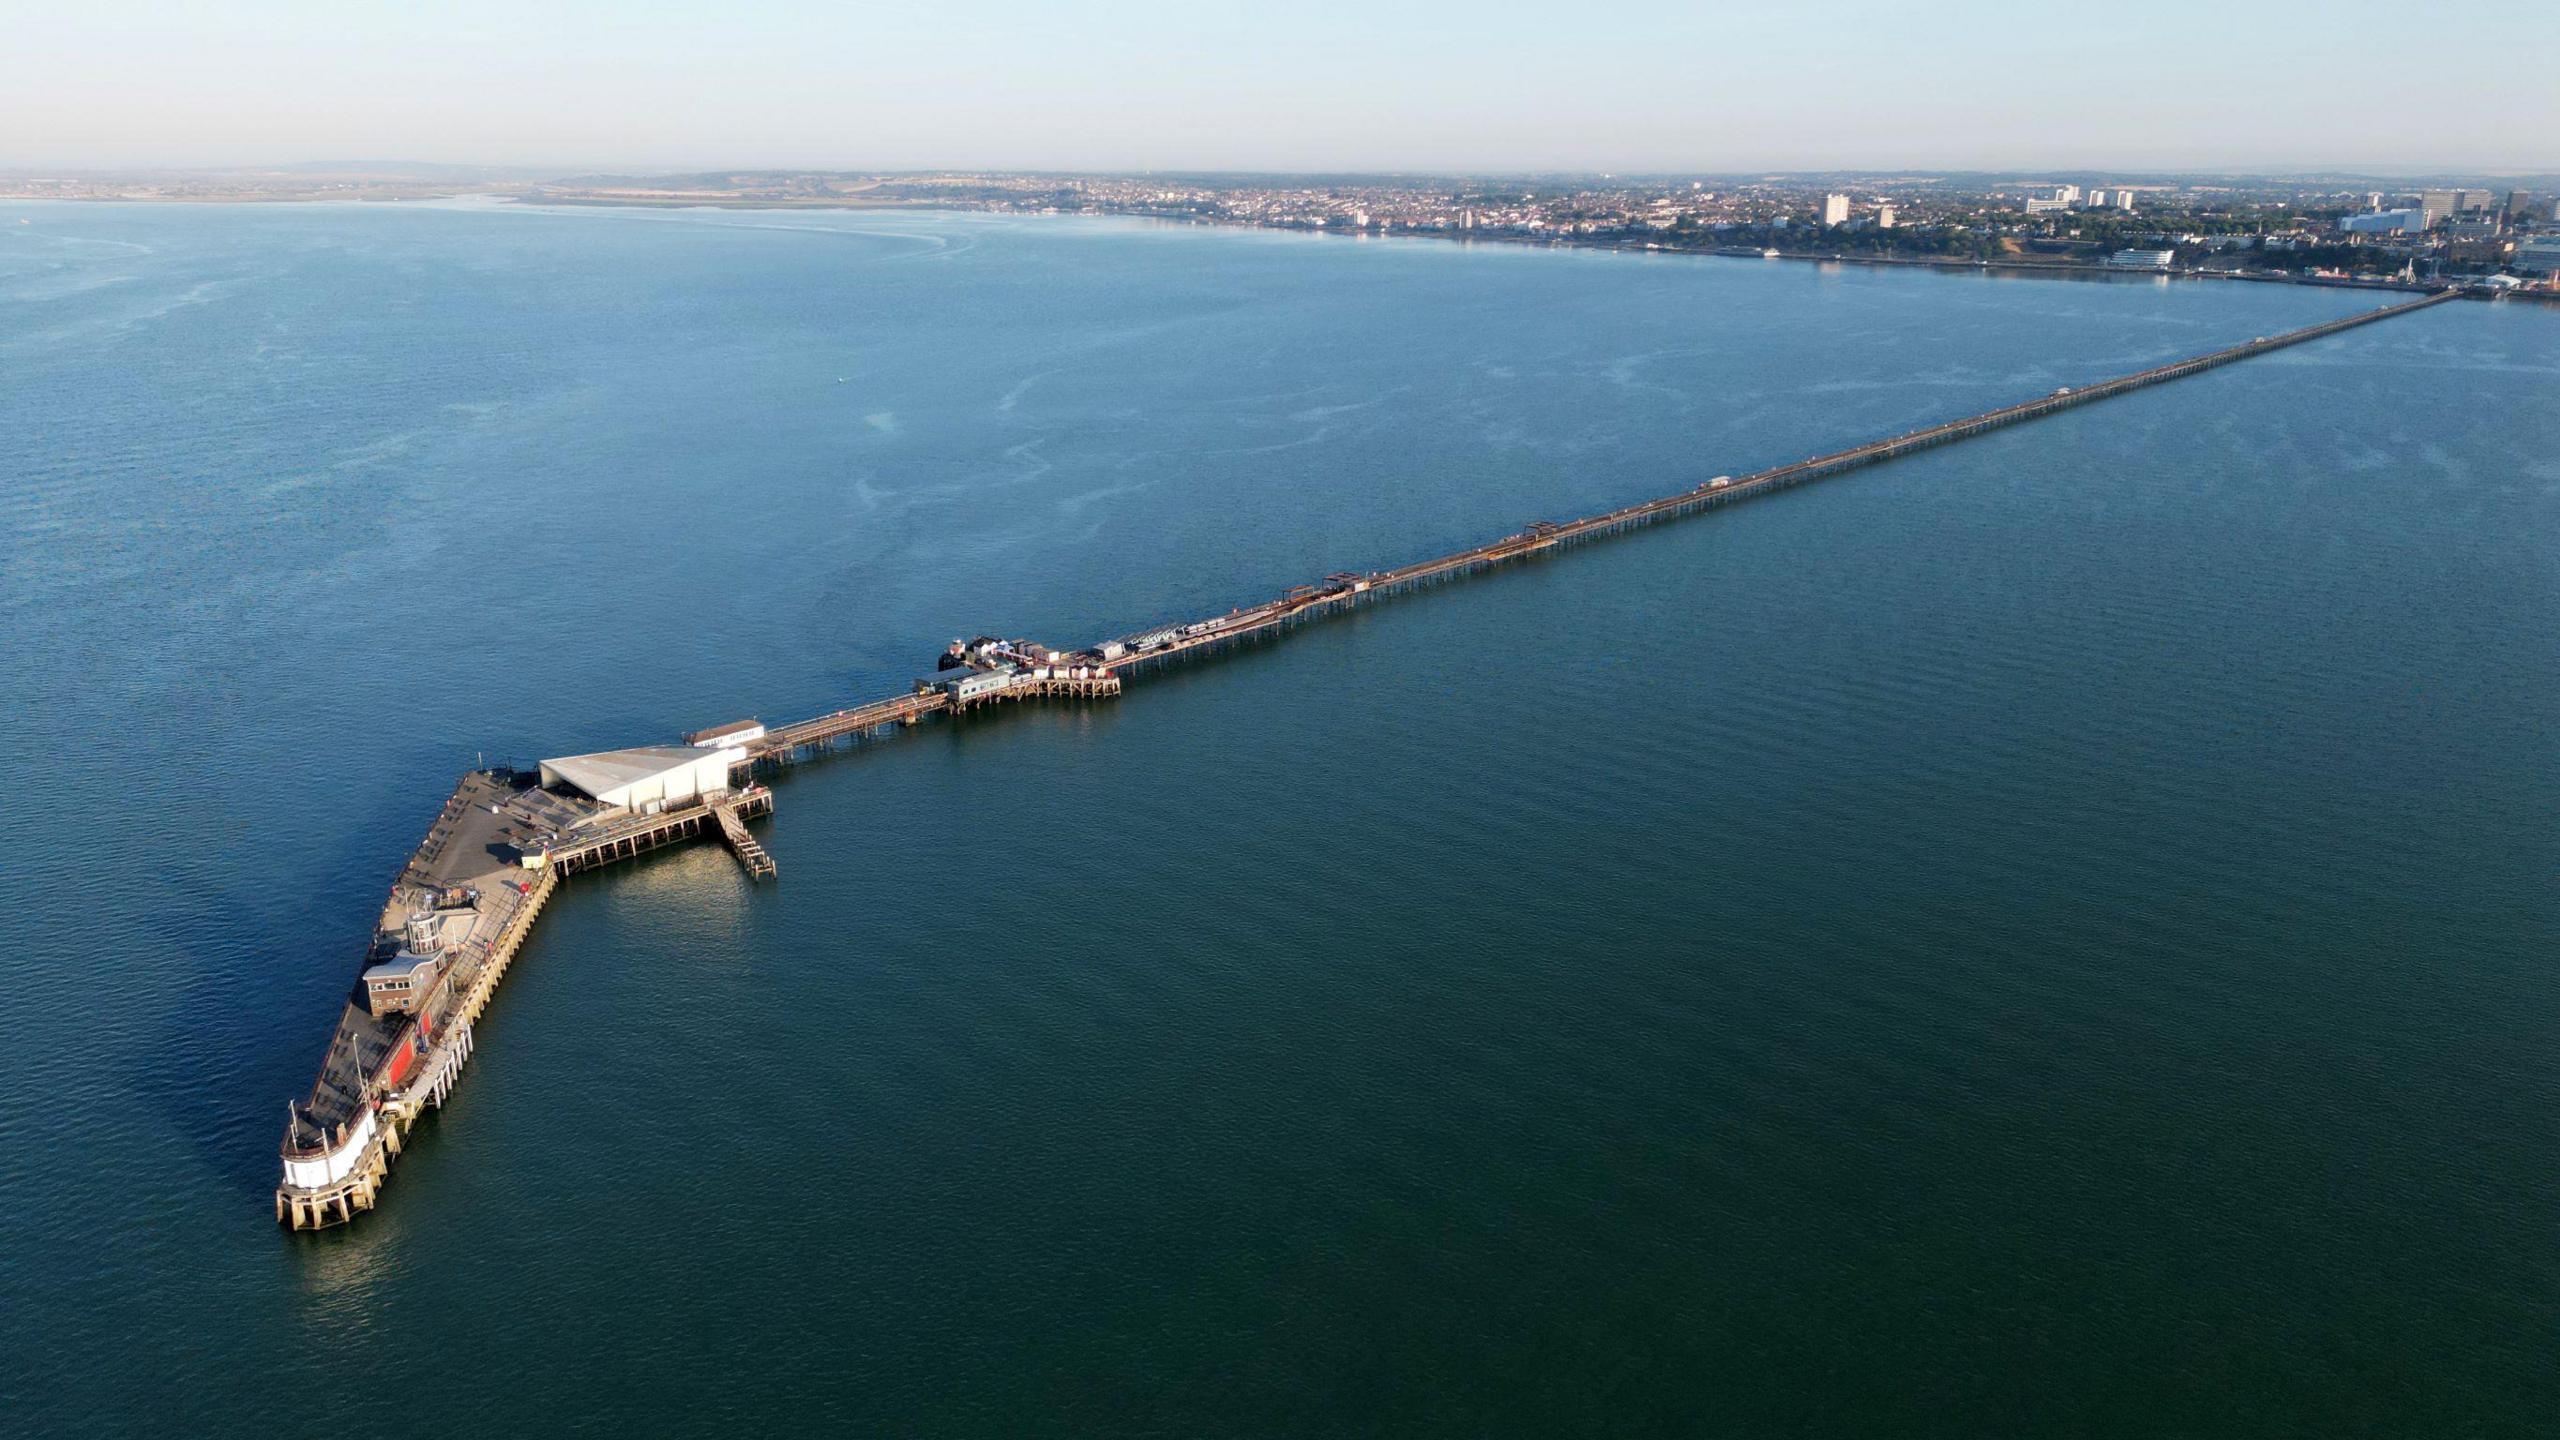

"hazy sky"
[7,0,2556,174]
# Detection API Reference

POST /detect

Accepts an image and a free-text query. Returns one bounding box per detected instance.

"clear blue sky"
[7,0,2555,173]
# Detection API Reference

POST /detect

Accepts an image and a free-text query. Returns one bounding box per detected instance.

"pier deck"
[749,691,946,762]
[280,287,2463,1229]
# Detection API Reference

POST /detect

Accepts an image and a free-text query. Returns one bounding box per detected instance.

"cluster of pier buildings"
[277,287,2469,1230]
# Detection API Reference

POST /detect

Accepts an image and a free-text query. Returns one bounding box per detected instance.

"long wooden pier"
[281,286,2461,1231]
[1055,289,2460,679]
[727,288,2457,765]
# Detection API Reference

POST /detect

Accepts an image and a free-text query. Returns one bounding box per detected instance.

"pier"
[278,288,2456,1229]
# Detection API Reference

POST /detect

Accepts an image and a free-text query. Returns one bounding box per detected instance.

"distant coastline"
[7,181,2539,299]
[473,193,2454,294]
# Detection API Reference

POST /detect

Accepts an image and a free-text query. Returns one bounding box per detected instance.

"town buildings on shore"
[601,170,2550,284]
[10,165,2555,284]
[913,172,2558,286]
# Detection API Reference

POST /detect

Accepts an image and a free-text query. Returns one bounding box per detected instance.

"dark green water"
[3,203,2556,1436]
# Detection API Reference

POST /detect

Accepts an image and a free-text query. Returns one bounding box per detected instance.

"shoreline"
[2,188,2504,295]
[505,196,2459,294]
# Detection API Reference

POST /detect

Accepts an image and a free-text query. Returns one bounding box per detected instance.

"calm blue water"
[4,202,2557,1436]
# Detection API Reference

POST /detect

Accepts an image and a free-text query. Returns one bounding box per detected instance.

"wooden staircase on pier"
[712,798,777,880]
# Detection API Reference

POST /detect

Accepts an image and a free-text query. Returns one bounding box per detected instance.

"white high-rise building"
[1875,204,1897,230]
[1822,193,1850,226]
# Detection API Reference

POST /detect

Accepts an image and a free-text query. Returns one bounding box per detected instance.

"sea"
[2,200,2556,1437]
